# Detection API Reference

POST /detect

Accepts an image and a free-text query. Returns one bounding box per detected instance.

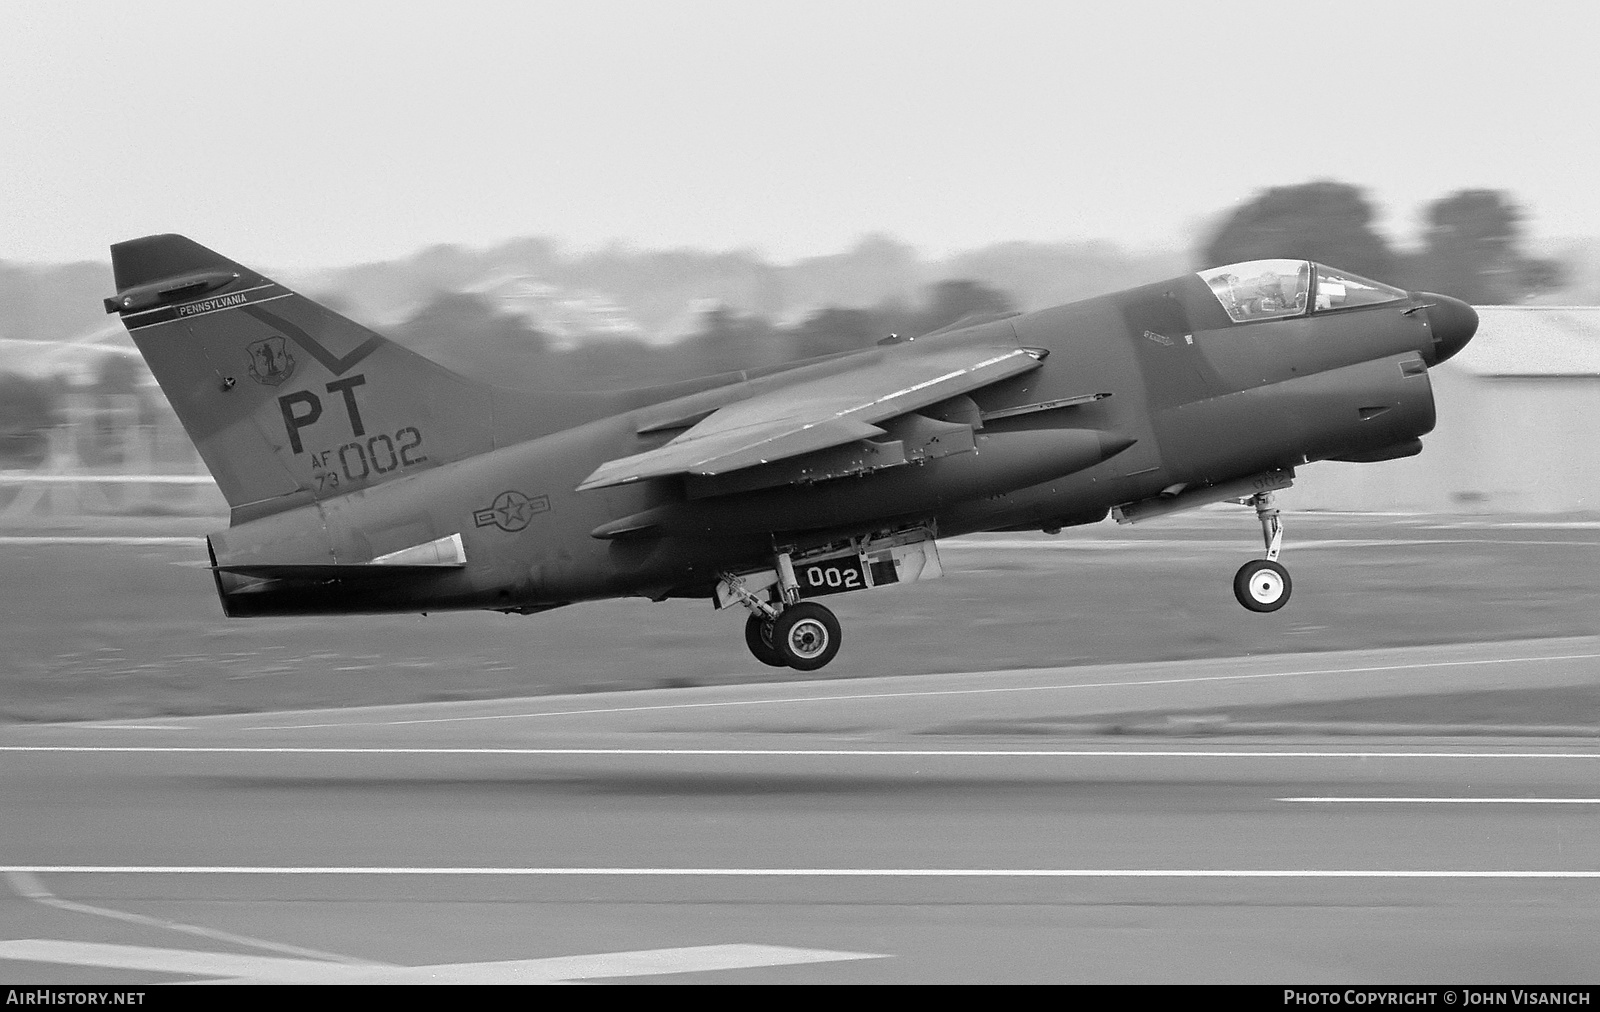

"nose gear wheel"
[1234,558,1291,612]
[1233,491,1293,612]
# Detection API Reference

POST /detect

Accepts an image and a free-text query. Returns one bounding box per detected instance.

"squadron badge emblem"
[246,336,296,386]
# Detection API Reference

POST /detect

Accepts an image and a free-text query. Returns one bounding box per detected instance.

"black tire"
[771,602,842,671]
[1234,559,1292,613]
[744,613,789,667]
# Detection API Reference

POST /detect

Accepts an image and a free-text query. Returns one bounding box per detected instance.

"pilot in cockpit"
[1241,270,1305,318]
[1200,260,1311,323]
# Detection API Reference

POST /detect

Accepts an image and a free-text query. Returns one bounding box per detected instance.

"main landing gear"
[1233,491,1292,613]
[743,603,842,672]
[717,528,943,672]
[721,569,843,671]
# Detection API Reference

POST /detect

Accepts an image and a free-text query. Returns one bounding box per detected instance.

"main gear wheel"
[770,602,841,671]
[744,613,788,667]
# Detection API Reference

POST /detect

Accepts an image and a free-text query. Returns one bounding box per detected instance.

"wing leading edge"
[577,344,1043,491]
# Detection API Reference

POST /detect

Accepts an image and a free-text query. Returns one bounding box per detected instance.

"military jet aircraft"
[105,236,1477,670]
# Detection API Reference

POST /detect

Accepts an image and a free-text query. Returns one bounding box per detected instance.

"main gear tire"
[744,613,788,667]
[771,602,842,671]
[1234,559,1292,613]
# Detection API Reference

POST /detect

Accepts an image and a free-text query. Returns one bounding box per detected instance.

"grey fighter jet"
[105,237,1476,670]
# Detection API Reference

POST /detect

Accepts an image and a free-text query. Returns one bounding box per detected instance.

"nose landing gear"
[1233,491,1292,612]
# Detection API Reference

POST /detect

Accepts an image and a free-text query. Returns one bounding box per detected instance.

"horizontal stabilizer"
[214,563,461,585]
[216,534,465,583]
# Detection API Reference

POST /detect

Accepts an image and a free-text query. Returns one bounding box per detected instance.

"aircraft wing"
[576,344,1042,491]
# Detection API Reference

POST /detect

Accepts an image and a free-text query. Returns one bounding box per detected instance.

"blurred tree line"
[387,277,1018,390]
[1203,181,1564,303]
[0,180,1578,468]
[389,180,1571,393]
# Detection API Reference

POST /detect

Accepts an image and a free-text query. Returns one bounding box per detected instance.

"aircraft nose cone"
[1421,294,1478,365]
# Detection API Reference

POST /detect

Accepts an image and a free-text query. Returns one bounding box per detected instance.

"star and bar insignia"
[473,490,550,532]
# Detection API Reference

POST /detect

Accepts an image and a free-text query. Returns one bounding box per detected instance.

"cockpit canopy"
[1198,260,1406,324]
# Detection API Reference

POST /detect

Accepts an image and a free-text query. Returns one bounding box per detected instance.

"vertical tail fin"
[107,234,495,523]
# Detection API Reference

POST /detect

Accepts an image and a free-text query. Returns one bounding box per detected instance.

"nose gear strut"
[1233,491,1292,612]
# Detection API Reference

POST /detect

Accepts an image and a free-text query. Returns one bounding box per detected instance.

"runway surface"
[4,635,1600,984]
[7,512,1596,723]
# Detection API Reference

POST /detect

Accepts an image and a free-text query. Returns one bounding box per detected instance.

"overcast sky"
[4,0,1598,269]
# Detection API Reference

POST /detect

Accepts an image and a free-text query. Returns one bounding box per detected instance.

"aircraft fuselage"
[206,272,1450,617]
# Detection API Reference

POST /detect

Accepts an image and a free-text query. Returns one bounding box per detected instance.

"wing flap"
[581,417,887,490]
[578,344,1040,490]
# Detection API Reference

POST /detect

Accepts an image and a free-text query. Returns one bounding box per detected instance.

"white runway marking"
[0,939,878,984]
[0,536,201,546]
[0,476,213,485]
[5,866,1600,879]
[3,871,366,965]
[948,538,1599,550]
[1282,797,1600,804]
[1446,521,1600,529]
[237,650,1600,730]
[0,940,385,983]
[6,746,1600,759]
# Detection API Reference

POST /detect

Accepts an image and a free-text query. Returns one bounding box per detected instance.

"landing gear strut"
[1233,491,1292,612]
[723,568,843,670]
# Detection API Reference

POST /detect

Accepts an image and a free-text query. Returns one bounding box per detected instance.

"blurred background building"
[1295,307,1600,513]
